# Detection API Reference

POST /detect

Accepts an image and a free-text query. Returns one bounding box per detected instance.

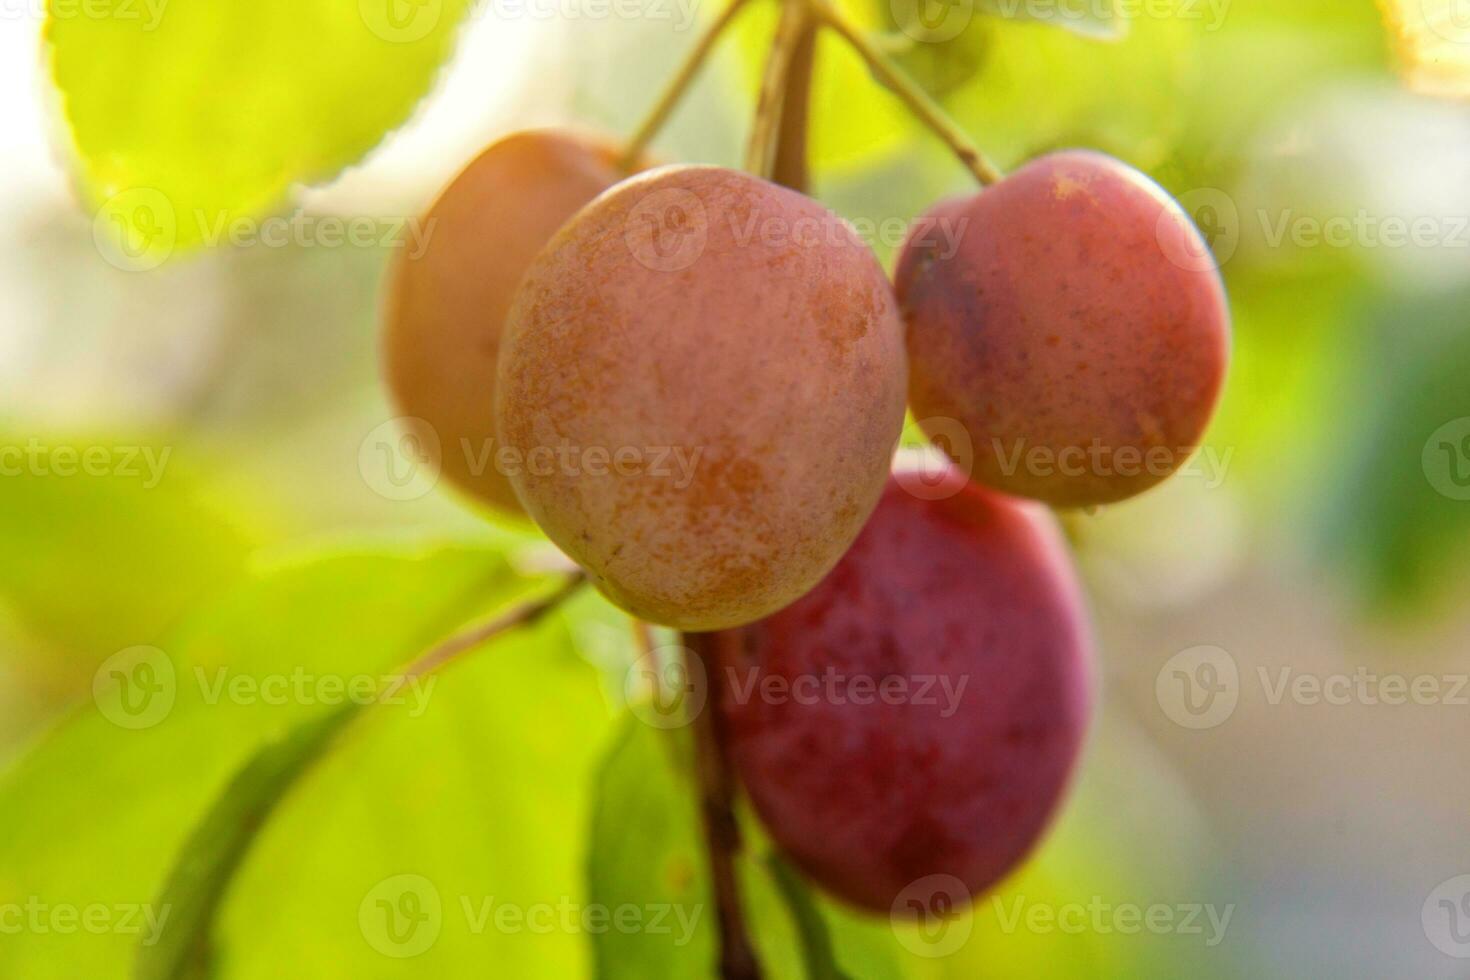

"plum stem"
[746,0,814,179]
[618,0,755,172]
[771,15,817,191]
[685,630,765,980]
[810,0,1004,186]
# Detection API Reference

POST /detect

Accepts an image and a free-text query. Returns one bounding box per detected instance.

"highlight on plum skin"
[710,459,1095,914]
[896,150,1232,509]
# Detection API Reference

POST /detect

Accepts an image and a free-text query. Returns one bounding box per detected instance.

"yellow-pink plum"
[383,129,631,515]
[497,165,907,630]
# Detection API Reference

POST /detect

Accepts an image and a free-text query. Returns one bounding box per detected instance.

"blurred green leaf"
[138,703,359,980]
[1320,286,1470,613]
[766,855,852,980]
[586,717,714,978]
[48,0,474,257]
[585,717,906,980]
[881,0,1125,98]
[205,588,615,978]
[944,12,1196,171]
[0,433,260,668]
[0,541,538,979]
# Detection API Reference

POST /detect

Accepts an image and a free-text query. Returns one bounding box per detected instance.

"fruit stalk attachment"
[771,17,817,191]
[618,0,756,172]
[685,630,764,980]
[746,0,815,179]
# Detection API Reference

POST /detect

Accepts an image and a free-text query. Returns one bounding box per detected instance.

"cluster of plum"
[382,128,1229,915]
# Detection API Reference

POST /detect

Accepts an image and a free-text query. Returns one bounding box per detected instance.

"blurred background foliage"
[2,0,1469,976]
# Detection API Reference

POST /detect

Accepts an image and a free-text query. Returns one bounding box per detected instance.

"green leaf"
[139,573,588,980]
[0,541,537,980]
[942,12,1194,170]
[878,0,1124,98]
[0,431,260,667]
[208,594,614,978]
[137,703,360,980]
[584,717,894,979]
[765,856,852,980]
[1319,286,1470,613]
[48,0,475,259]
[586,718,715,978]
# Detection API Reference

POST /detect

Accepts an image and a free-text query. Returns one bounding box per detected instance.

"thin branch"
[619,0,756,172]
[684,630,763,980]
[745,0,814,179]
[812,1,1003,186]
[397,571,586,683]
